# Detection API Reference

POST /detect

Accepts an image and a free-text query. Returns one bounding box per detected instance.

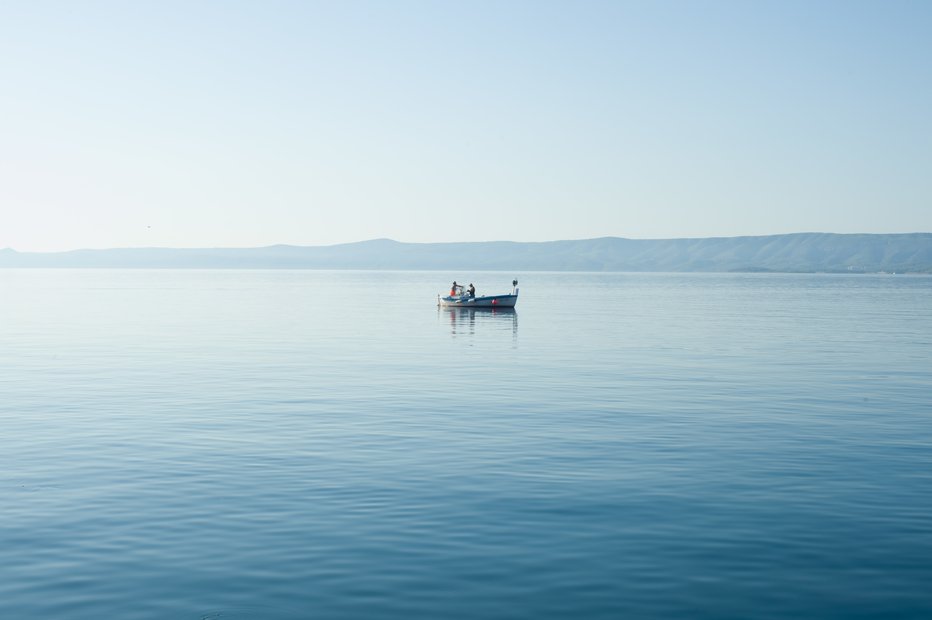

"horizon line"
[5,231,932,254]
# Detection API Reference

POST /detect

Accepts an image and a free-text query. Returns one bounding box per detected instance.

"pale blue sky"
[1,1,930,251]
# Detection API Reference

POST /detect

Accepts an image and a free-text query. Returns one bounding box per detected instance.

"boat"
[438,279,519,308]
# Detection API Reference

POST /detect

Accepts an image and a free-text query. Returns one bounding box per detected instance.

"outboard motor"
[513,279,518,294]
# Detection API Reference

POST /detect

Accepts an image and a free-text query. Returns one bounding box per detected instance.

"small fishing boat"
[438,280,519,308]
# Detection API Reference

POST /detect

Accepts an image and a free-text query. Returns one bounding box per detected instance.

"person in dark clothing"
[467,283,476,298]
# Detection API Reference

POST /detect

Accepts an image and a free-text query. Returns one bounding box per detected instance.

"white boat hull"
[438,289,518,308]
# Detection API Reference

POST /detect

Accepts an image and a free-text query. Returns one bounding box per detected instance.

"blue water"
[1,270,931,619]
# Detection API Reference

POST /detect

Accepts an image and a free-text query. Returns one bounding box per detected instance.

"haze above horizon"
[2,1,930,252]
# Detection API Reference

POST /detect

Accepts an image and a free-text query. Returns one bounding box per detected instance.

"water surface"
[1,270,931,619]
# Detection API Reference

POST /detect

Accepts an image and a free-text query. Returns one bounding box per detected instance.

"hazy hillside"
[2,233,931,273]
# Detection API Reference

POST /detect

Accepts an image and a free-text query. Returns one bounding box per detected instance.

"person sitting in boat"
[467,283,475,298]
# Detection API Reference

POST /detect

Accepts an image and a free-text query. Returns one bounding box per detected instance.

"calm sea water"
[1,270,931,619]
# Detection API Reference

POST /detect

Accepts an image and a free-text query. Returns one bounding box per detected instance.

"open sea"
[1,269,931,619]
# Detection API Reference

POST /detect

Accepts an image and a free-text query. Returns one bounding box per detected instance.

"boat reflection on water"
[440,306,518,344]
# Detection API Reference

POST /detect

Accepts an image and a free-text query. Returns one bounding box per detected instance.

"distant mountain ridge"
[2,233,931,273]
